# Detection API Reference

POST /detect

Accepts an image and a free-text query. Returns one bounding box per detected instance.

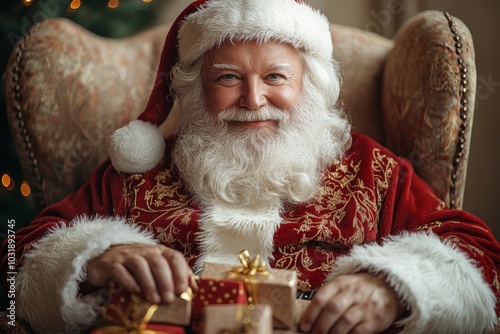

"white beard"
[173,85,348,212]
[172,75,350,269]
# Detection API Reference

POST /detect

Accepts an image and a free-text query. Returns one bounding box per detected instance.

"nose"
[239,77,267,110]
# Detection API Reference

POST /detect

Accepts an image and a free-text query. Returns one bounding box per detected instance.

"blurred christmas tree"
[0,0,165,233]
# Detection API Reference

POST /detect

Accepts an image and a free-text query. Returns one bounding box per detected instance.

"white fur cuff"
[15,216,157,333]
[330,232,497,334]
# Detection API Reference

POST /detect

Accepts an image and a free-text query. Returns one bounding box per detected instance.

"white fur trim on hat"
[178,0,333,66]
[108,120,166,174]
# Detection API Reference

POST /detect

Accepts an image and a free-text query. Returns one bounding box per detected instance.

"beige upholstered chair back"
[4,10,476,212]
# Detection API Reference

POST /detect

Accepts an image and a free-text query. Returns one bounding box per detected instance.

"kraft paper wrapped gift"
[91,322,186,334]
[203,304,273,334]
[261,299,312,334]
[101,283,192,327]
[91,290,189,334]
[200,259,297,330]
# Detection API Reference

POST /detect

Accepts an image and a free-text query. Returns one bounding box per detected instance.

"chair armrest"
[382,10,476,209]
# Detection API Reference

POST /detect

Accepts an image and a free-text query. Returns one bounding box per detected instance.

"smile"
[228,120,278,129]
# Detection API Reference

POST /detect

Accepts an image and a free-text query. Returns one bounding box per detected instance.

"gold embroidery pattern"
[274,243,340,291]
[123,166,200,255]
[492,272,500,295]
[444,235,485,257]
[371,148,397,221]
[286,159,375,246]
[277,148,397,289]
[416,220,489,236]
[415,220,446,231]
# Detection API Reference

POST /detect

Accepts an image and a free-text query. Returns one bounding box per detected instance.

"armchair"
[4,9,497,334]
[4,10,474,214]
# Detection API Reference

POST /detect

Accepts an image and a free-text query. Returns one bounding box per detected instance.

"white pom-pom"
[108,120,166,173]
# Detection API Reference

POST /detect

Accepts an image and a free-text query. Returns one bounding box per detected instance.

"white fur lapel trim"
[330,231,497,334]
[195,205,282,273]
[15,215,156,334]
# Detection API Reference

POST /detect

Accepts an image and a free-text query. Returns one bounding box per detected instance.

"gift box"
[203,304,273,334]
[201,253,297,330]
[192,278,248,320]
[103,284,192,326]
[91,322,187,334]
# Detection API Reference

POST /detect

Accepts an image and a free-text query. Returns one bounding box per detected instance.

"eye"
[268,73,284,80]
[218,74,238,81]
[265,73,287,85]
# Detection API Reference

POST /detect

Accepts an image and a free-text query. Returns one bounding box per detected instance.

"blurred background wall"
[1,0,498,240]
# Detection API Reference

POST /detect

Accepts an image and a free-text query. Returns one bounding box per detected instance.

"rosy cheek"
[271,87,300,110]
[206,87,241,114]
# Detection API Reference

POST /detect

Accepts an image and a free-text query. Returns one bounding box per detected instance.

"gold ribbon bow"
[100,293,166,334]
[227,250,269,304]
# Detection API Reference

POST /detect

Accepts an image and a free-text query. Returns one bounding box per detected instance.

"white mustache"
[217,106,290,123]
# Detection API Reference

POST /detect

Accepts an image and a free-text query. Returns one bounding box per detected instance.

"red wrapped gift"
[191,277,248,322]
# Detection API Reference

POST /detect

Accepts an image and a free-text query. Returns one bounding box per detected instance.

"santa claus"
[2,0,499,333]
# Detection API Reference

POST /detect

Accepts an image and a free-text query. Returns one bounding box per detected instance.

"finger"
[163,249,191,295]
[109,263,141,294]
[124,256,161,304]
[300,284,343,332]
[308,301,347,334]
[310,289,356,334]
[329,304,364,334]
[189,269,199,291]
[147,254,176,303]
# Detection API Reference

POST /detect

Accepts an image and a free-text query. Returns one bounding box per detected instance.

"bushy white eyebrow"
[210,63,295,73]
[211,63,238,71]
[267,63,294,73]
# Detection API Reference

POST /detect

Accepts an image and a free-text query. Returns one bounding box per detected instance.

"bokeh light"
[20,181,31,197]
[2,174,15,191]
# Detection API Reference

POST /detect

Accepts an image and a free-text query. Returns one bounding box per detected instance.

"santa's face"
[172,39,350,210]
[203,40,304,132]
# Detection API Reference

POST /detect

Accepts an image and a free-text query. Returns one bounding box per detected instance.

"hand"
[85,243,197,304]
[300,273,403,334]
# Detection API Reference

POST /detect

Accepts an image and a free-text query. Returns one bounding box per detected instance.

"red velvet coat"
[2,133,500,318]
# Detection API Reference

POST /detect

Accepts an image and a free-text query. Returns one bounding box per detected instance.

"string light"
[2,174,11,188]
[108,0,119,9]
[2,174,32,196]
[2,174,15,191]
[20,181,31,197]
[22,0,153,10]
[69,0,81,10]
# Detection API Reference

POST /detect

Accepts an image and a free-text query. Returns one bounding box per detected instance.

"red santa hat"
[108,0,333,173]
